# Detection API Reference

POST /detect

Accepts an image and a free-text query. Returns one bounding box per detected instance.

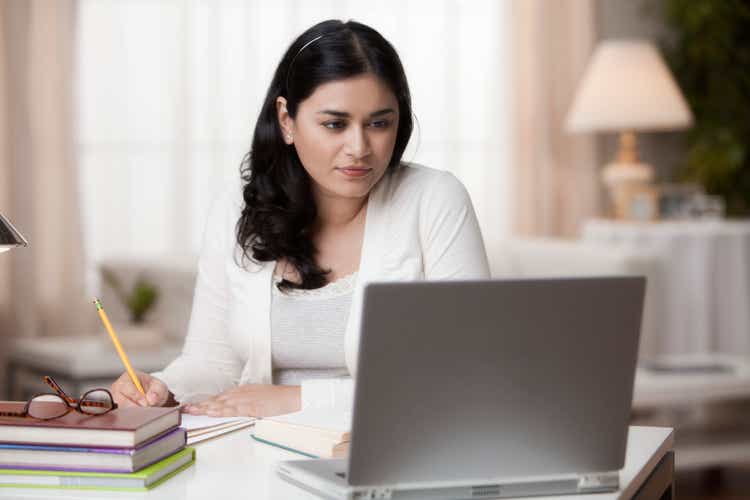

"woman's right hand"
[110,371,170,407]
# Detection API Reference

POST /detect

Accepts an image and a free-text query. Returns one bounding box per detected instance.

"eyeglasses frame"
[0,376,118,420]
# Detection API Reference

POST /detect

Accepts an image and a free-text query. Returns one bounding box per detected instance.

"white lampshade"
[566,39,693,133]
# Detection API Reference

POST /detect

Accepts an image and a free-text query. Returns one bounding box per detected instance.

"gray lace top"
[270,272,356,385]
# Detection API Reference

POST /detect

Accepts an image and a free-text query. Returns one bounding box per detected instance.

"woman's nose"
[345,125,371,159]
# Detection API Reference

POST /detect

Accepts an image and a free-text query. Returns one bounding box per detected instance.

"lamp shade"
[566,39,693,133]
[0,212,28,253]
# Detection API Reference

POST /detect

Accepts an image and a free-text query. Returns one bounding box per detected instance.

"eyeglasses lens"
[80,389,114,415]
[27,394,69,420]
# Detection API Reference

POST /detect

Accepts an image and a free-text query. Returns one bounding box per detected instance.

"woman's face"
[277,73,400,202]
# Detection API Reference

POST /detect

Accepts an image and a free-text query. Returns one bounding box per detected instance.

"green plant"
[100,268,159,324]
[658,0,750,215]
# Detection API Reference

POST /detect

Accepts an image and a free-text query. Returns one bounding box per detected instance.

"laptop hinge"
[577,472,619,492]
[352,488,393,499]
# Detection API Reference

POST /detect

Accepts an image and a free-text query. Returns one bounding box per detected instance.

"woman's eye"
[323,120,391,130]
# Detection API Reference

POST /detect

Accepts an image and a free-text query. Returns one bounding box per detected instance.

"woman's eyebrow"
[317,108,396,118]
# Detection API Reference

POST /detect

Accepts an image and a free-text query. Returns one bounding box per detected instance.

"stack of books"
[0,402,194,491]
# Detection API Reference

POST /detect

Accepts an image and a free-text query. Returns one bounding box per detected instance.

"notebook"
[0,402,180,448]
[0,447,195,491]
[252,409,350,458]
[181,415,256,445]
[0,427,186,473]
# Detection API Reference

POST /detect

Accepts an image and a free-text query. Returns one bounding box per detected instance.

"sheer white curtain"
[76,0,510,277]
[1,0,90,341]
[510,0,599,237]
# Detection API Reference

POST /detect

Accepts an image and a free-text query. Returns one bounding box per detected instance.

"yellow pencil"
[93,298,146,397]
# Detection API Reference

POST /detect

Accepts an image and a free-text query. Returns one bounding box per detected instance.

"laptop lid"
[347,277,644,486]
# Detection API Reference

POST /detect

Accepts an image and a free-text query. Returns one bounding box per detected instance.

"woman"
[110,19,489,417]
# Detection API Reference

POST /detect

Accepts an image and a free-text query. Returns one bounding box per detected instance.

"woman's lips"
[337,167,372,178]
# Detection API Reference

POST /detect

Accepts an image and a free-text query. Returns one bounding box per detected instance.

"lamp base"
[602,161,657,220]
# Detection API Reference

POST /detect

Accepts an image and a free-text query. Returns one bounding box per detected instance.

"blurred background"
[1,0,749,496]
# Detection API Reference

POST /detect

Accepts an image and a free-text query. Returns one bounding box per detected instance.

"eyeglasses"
[0,376,118,420]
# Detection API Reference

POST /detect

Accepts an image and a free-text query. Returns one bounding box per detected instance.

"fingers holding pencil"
[111,371,169,407]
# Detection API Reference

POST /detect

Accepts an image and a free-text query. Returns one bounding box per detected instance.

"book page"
[180,415,255,432]
[268,409,351,433]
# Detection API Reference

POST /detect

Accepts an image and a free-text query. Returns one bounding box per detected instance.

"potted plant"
[100,268,162,349]
[658,0,750,216]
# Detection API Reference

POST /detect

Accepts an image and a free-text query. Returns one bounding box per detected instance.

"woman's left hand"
[181,384,301,417]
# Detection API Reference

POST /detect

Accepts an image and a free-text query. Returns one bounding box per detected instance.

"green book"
[0,447,195,491]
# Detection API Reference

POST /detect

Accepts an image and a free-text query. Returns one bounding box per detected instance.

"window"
[76,0,510,268]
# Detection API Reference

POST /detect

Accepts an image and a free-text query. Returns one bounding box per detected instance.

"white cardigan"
[155,163,490,403]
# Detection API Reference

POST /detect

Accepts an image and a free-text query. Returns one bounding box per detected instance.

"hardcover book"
[0,427,186,472]
[0,402,180,448]
[0,447,195,491]
[252,409,350,459]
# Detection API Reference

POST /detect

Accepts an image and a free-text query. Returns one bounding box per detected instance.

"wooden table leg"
[634,451,674,500]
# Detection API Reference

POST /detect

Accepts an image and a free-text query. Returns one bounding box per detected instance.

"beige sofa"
[487,238,662,361]
[97,238,661,360]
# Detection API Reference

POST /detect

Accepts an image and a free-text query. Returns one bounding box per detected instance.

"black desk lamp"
[0,212,28,253]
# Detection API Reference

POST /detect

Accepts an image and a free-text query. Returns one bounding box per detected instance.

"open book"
[252,409,351,458]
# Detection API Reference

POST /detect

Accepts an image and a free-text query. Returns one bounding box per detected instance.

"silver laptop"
[278,277,645,499]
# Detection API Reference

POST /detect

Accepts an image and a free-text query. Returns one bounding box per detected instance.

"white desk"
[0,426,673,500]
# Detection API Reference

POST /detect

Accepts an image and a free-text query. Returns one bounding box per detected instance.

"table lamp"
[565,39,693,219]
[0,212,28,253]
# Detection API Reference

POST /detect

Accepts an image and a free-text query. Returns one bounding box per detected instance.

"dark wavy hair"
[236,19,413,291]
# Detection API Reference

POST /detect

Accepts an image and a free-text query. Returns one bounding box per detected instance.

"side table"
[632,354,750,470]
[6,336,181,400]
[582,218,750,357]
